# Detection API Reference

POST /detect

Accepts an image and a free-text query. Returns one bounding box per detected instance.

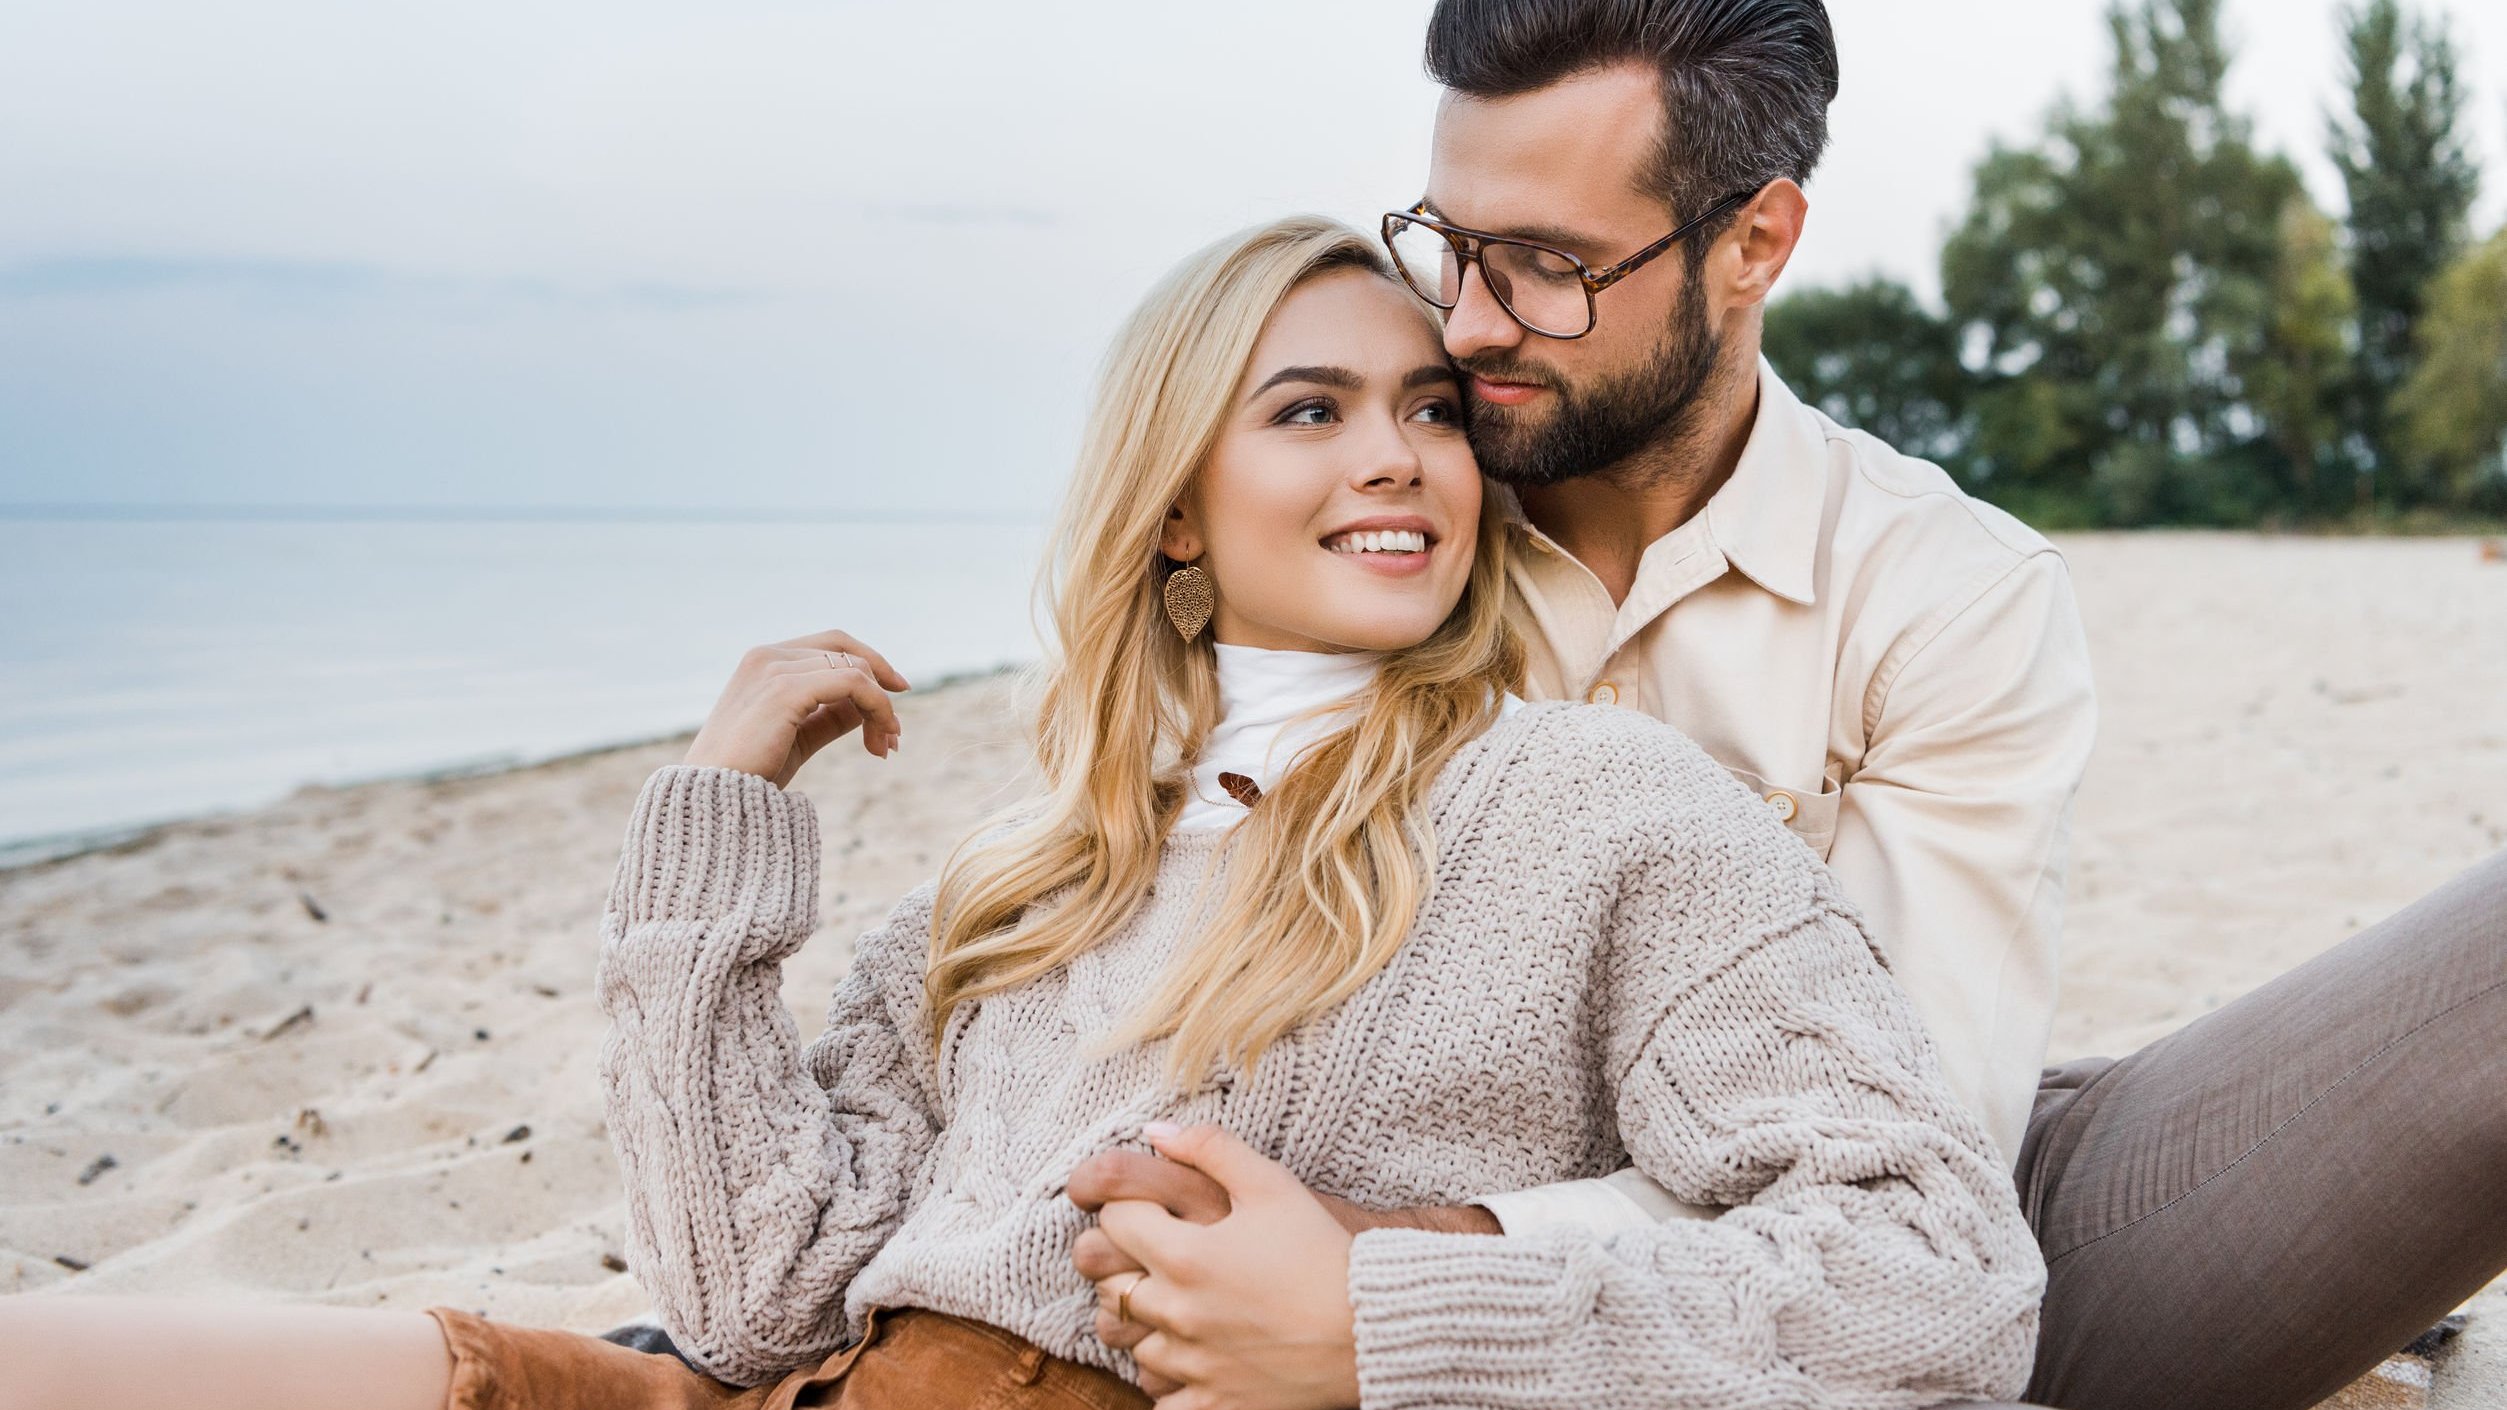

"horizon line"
[0,502,1050,526]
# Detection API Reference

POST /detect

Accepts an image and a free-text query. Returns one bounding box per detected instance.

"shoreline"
[0,664,1033,876]
[0,733,701,875]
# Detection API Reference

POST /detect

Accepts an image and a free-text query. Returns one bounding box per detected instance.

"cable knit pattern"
[595,702,2044,1404]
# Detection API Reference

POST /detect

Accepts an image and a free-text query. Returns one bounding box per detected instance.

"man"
[1061,4,2507,1409]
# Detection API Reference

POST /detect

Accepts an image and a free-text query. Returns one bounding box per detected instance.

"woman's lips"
[1335,546,1437,577]
[1469,374,1547,407]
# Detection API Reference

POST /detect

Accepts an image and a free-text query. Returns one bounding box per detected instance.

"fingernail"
[1143,1120,1181,1140]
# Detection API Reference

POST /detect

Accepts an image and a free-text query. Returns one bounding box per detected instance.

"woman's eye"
[1277,399,1337,426]
[1414,398,1461,424]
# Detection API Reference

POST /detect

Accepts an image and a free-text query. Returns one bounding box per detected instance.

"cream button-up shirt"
[1476,357,2099,1236]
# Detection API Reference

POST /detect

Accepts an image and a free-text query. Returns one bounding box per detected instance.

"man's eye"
[1277,399,1336,426]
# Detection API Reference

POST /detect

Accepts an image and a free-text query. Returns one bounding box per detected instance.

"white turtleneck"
[1178,641,1527,831]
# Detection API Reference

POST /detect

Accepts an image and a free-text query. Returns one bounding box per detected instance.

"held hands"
[1067,1123,1361,1410]
[682,630,911,788]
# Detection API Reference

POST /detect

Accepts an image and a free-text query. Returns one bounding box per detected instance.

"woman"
[0,217,2044,1410]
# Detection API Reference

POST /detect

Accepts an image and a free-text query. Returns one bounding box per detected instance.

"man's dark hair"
[1424,0,1838,255]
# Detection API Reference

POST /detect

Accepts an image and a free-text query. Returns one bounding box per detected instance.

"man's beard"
[1460,278,1723,489]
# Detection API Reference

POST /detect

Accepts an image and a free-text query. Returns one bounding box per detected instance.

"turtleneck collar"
[1178,642,1382,831]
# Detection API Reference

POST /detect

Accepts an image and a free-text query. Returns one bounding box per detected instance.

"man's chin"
[1470,454,1583,489]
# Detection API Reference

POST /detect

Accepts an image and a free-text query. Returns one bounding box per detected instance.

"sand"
[2,531,2502,1405]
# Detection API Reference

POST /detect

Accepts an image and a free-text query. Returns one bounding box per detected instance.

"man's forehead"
[1423,66,1668,241]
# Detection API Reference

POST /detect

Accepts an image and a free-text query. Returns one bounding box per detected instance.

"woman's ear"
[1158,502,1202,562]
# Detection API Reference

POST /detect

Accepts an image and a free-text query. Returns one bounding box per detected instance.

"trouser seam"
[2043,970,2507,1265]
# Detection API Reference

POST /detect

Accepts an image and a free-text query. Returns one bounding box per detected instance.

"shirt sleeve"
[1345,770,2046,1408]
[595,764,944,1388]
[1824,547,2098,1165]
[1470,1171,1706,1239]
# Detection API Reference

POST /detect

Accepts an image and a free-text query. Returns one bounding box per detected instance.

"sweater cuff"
[611,764,820,938]
[1346,1227,1586,1408]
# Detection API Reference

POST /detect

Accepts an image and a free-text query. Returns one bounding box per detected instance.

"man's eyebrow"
[1418,199,1605,255]
[1251,364,1362,396]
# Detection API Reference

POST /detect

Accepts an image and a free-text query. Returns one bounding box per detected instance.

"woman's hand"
[1086,1123,1360,1410]
[682,629,912,788]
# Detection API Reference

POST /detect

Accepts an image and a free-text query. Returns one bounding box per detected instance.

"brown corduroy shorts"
[422,1303,1151,1410]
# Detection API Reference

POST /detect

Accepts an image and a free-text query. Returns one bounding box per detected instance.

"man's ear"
[1158,502,1202,562]
[1722,178,1809,312]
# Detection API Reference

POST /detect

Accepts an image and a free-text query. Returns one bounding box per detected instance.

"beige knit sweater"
[595,701,2044,1406]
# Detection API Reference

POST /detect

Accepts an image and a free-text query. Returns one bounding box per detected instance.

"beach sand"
[3,531,2503,1406]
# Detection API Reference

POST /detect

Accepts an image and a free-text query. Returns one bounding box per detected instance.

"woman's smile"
[1319,515,1441,577]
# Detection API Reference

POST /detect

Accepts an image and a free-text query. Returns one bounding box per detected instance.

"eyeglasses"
[1379,187,1761,339]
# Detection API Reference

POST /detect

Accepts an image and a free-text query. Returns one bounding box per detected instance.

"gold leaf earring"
[1163,560,1215,641]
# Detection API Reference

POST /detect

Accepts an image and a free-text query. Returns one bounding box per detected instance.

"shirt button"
[1765,790,1798,823]
[1587,681,1620,706]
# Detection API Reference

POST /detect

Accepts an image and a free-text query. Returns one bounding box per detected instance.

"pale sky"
[2,0,2501,519]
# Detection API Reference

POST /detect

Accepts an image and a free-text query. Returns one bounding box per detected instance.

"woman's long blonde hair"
[924,215,1523,1090]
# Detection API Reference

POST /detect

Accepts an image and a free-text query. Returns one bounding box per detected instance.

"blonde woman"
[0,218,2046,1410]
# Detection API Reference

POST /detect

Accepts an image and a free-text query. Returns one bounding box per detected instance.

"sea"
[0,510,1053,867]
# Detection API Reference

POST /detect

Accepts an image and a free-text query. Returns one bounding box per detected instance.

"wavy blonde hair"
[923,215,1523,1090]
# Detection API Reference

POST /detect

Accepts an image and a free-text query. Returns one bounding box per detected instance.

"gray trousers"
[2006,844,2507,1409]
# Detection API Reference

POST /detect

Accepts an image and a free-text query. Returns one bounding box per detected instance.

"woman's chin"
[1309,605,1462,655]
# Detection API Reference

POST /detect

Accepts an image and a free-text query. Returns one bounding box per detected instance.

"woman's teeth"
[1325,529,1429,554]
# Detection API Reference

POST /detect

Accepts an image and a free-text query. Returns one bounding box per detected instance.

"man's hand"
[1065,1135,1500,1396]
[1073,1123,1364,1410]
[1066,1146,1503,1241]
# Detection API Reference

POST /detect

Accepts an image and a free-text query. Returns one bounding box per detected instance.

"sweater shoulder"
[1482,701,1840,905]
[1495,700,1754,815]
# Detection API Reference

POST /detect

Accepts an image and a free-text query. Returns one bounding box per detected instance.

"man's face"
[1422,63,1725,487]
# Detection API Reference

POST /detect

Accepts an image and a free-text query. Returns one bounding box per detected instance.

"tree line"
[1765,0,2504,528]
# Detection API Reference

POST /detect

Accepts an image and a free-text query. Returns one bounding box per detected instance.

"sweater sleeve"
[1344,762,2045,1409]
[595,764,944,1388]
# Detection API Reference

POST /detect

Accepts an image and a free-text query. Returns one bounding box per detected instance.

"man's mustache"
[1455,356,1565,396]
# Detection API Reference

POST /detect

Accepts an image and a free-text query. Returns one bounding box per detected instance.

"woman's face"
[1163,267,1480,654]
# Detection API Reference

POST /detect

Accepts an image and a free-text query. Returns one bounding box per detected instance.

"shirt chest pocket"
[1724,764,1843,859]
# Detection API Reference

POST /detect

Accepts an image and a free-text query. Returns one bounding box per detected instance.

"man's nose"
[1440,260,1524,363]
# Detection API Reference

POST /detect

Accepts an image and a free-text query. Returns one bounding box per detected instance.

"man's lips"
[1468,373,1548,407]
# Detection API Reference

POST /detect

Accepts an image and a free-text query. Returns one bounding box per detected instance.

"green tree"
[1762,278,1977,483]
[2238,197,2357,516]
[2328,0,2479,506]
[1940,0,2307,525]
[2391,228,2507,509]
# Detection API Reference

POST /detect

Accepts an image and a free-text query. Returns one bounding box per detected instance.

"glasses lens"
[1385,217,1461,308]
[1481,240,1591,337]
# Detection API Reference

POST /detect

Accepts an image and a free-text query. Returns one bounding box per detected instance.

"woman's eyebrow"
[1405,364,1459,389]
[1250,364,1362,396]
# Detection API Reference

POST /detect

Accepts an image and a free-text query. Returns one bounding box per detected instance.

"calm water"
[0,514,1051,865]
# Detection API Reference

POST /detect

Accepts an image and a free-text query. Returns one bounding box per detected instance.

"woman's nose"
[1353,412,1426,488]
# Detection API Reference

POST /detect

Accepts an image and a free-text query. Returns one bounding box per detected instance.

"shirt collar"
[1702,356,1823,606]
[1495,355,1823,607]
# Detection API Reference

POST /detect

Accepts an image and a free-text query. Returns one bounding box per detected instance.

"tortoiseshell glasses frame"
[1379,186,1762,340]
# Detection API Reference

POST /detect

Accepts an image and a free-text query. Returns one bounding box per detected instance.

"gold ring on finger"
[1116,1271,1147,1325]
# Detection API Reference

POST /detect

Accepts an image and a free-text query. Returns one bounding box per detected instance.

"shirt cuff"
[1469,1168,1718,1238]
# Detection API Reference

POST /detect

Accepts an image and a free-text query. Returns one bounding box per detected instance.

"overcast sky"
[3,1,2502,518]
